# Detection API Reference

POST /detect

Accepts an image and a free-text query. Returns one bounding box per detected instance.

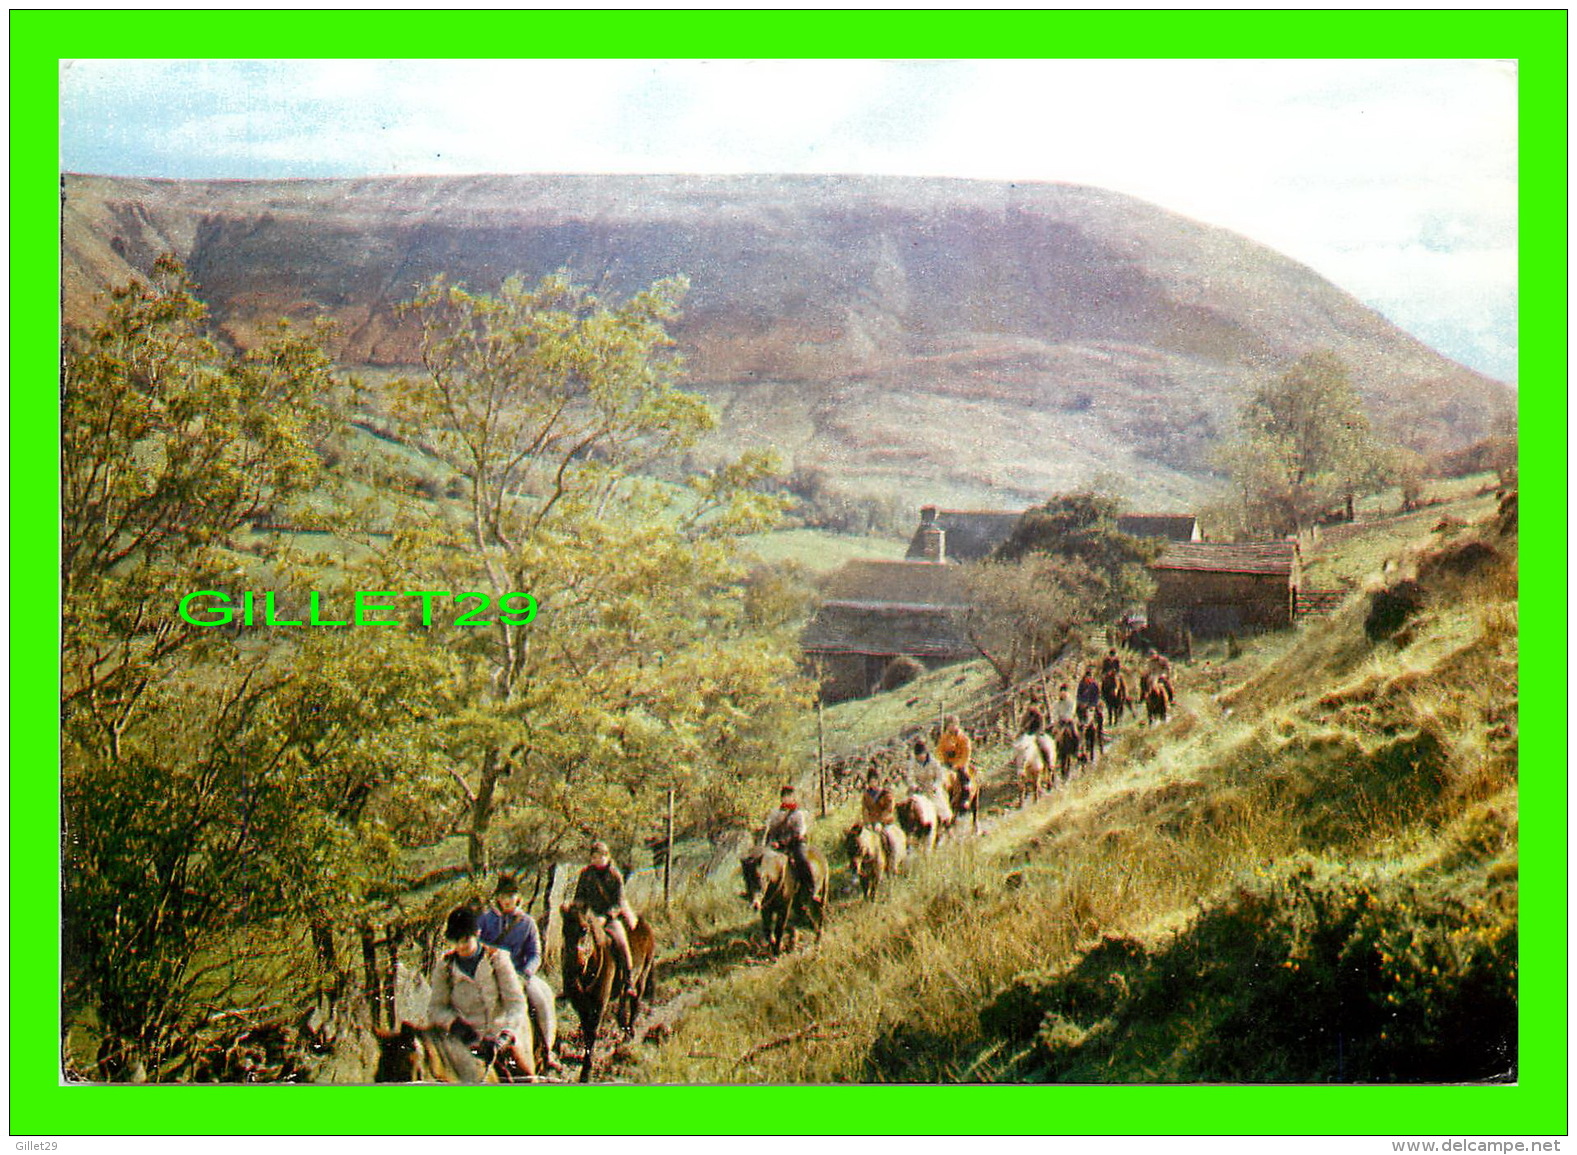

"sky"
[59,58,1518,381]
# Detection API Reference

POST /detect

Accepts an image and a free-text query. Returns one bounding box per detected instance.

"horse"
[741,844,828,956]
[1101,671,1131,725]
[1141,673,1173,725]
[559,902,657,1084]
[897,792,939,851]
[373,1022,498,1084]
[1078,702,1106,765]
[922,781,956,835]
[1052,721,1082,781]
[942,768,980,830]
[881,822,906,874]
[1010,732,1049,807]
[845,823,892,901]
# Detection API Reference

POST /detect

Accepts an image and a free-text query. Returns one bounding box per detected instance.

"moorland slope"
[63,173,1512,507]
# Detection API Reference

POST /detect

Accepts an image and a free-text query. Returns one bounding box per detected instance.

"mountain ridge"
[62,172,1512,507]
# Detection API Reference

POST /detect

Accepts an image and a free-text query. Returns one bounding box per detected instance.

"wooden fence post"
[664,788,675,909]
[817,697,827,817]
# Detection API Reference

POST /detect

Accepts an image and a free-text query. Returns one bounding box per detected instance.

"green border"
[15,9,1566,1138]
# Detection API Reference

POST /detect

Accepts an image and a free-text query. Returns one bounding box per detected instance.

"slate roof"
[801,603,975,660]
[802,559,974,659]
[1152,541,1299,576]
[1118,513,1200,542]
[820,559,970,606]
[903,509,1022,562]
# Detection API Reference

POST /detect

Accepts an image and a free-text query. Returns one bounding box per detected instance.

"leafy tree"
[61,259,457,1077]
[1217,351,1380,536]
[958,557,1095,687]
[377,272,810,874]
[62,256,335,723]
[959,492,1158,687]
[993,491,1160,619]
[1387,446,1430,512]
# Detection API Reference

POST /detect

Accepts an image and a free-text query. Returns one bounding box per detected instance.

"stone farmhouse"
[902,506,1022,563]
[804,503,1286,701]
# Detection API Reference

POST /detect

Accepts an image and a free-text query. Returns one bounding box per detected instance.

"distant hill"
[62,173,1513,508]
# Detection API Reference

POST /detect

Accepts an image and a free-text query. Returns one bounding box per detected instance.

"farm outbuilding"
[1147,541,1301,637]
[801,559,974,702]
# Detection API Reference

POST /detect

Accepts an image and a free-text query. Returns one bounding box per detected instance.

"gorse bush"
[1366,579,1426,640]
[979,848,1516,1084]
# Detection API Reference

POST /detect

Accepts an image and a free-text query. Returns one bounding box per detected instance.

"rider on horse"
[477,875,563,1073]
[1051,683,1077,734]
[937,715,974,798]
[1009,708,1051,801]
[573,842,641,1001]
[765,785,816,893]
[1145,650,1175,700]
[426,905,530,1074]
[861,769,898,825]
[1100,648,1123,679]
[1076,667,1102,720]
[861,768,904,862]
[906,737,954,827]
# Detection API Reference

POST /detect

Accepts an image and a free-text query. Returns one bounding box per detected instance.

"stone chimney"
[920,525,947,564]
[920,504,938,525]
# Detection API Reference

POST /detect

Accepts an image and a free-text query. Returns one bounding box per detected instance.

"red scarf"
[781,801,798,811]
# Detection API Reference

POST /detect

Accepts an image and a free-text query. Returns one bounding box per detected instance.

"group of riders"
[426,648,1176,1072]
[796,647,1177,891]
[426,840,638,1077]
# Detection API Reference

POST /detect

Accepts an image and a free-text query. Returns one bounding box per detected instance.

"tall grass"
[629,494,1518,1083]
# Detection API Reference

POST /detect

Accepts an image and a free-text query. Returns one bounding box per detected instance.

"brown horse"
[897,793,940,852]
[741,844,828,955]
[559,902,657,1084]
[844,823,905,900]
[1052,721,1081,781]
[1078,702,1106,764]
[1101,671,1131,725]
[374,1022,499,1083]
[845,823,886,900]
[942,768,980,830]
[1141,673,1173,725]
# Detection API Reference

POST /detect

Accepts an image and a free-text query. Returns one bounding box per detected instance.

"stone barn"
[801,559,974,702]
[1148,541,1301,637]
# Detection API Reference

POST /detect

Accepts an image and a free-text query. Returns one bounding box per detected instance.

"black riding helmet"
[444,905,479,942]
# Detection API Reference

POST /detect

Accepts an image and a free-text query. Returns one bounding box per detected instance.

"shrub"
[1365,580,1425,641]
[1417,540,1503,582]
[879,655,926,692]
[981,860,1516,1083]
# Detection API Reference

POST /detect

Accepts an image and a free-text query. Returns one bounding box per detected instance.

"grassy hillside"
[631,490,1517,1083]
[741,528,909,574]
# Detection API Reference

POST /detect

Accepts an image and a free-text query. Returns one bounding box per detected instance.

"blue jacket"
[477,906,542,978]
